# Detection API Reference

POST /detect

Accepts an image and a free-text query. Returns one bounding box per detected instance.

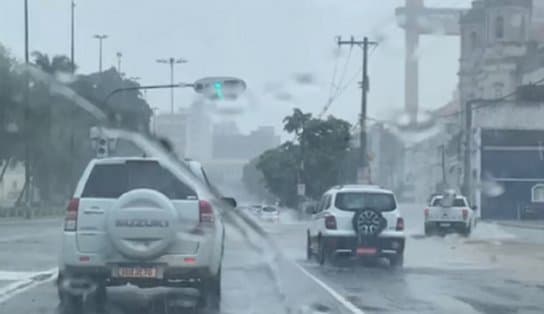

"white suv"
[58,157,230,312]
[307,185,405,267]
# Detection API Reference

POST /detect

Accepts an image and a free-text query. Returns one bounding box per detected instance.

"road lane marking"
[295,263,365,314]
[0,267,57,304]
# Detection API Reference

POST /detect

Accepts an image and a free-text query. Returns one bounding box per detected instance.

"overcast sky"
[0,0,471,135]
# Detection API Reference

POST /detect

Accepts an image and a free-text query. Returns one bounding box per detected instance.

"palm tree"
[283,108,311,136]
[31,51,74,74]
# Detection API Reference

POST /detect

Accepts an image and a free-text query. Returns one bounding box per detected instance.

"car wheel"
[59,292,83,314]
[389,253,404,268]
[198,269,221,311]
[95,282,107,311]
[462,224,472,237]
[317,238,327,266]
[306,231,312,260]
[424,225,431,236]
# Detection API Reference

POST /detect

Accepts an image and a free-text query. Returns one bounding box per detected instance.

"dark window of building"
[495,16,504,39]
[470,31,478,50]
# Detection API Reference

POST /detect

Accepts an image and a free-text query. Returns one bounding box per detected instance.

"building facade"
[154,110,189,158]
[460,0,544,219]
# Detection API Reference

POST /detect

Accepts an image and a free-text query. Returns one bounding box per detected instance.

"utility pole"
[439,144,446,189]
[116,51,123,75]
[93,34,108,72]
[24,0,31,208]
[337,36,378,184]
[156,57,188,114]
[70,0,75,72]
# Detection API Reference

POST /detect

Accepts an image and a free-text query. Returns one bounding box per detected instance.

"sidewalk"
[494,220,544,230]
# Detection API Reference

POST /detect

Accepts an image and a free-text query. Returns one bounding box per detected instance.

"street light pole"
[24,0,30,207]
[93,34,108,72]
[70,0,75,72]
[156,57,188,114]
[116,51,123,75]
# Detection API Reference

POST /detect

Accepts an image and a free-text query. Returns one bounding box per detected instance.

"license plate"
[116,267,159,278]
[439,223,451,227]
[356,247,377,256]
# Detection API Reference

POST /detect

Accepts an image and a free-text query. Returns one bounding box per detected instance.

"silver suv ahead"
[307,185,405,267]
[58,157,228,311]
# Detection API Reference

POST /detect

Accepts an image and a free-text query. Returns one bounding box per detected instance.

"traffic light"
[214,82,224,100]
[96,137,108,158]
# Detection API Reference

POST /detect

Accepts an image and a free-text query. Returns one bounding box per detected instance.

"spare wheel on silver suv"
[107,189,178,259]
[352,209,387,238]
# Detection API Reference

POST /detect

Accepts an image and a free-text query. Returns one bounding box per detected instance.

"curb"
[494,221,544,230]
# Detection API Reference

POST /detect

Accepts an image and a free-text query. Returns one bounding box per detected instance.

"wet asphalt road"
[0,204,543,314]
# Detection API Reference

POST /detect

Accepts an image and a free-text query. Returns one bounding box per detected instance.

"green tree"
[256,142,299,207]
[242,156,275,202]
[250,109,352,206]
[283,108,311,136]
[0,48,153,206]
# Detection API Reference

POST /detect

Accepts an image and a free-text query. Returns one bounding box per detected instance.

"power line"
[319,46,378,119]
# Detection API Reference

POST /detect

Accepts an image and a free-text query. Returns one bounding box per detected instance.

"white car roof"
[328,184,393,194]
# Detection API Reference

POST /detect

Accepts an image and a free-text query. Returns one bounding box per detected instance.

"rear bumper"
[61,265,214,288]
[321,235,405,257]
[425,221,468,231]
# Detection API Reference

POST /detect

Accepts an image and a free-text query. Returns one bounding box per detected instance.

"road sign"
[297,184,306,196]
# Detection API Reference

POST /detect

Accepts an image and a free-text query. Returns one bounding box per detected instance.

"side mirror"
[221,197,237,208]
[471,205,478,210]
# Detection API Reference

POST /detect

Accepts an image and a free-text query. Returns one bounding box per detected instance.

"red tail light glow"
[199,200,215,223]
[64,198,79,231]
[462,208,469,220]
[396,217,405,231]
[324,215,337,230]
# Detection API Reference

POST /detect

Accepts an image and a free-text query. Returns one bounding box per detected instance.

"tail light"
[64,198,79,231]
[462,208,469,220]
[424,208,430,218]
[396,217,405,231]
[324,215,337,230]
[199,200,215,223]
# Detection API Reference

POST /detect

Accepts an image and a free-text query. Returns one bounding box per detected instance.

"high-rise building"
[154,110,189,158]
[186,99,213,161]
[212,124,280,160]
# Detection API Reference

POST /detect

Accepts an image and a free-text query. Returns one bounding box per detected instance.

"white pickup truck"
[424,193,477,236]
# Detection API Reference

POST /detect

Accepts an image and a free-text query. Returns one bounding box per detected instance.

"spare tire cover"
[352,209,386,238]
[107,189,177,259]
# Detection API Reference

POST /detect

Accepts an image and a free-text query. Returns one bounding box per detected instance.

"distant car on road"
[251,204,264,215]
[306,185,405,268]
[424,191,476,236]
[260,206,279,222]
[58,157,234,313]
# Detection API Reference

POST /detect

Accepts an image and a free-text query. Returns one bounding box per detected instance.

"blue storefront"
[479,129,544,219]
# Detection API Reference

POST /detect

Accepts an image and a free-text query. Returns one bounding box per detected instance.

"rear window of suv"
[334,192,396,212]
[431,197,467,207]
[81,161,197,199]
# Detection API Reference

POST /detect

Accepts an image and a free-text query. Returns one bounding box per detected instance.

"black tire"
[306,231,312,260]
[59,292,83,314]
[95,282,107,311]
[352,209,386,238]
[198,269,221,311]
[424,224,432,236]
[317,238,326,266]
[389,253,404,268]
[462,224,472,237]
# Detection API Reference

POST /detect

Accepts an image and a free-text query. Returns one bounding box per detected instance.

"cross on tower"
[395,0,466,124]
